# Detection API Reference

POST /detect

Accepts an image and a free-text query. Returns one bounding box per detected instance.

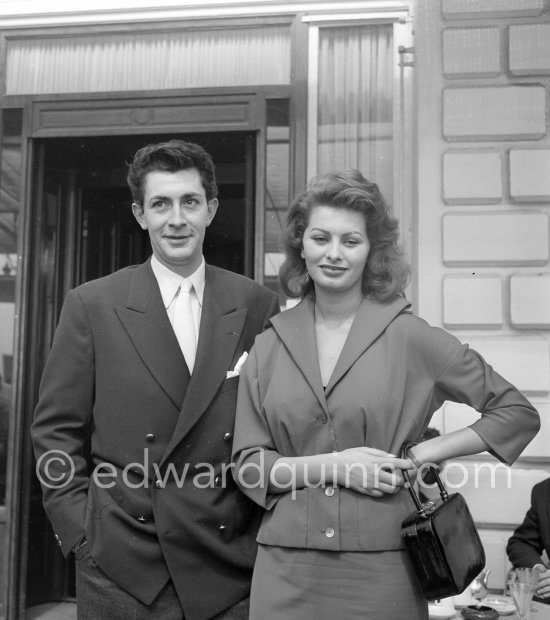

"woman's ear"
[300,248,305,259]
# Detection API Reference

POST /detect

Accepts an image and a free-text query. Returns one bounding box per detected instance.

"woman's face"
[301,205,370,296]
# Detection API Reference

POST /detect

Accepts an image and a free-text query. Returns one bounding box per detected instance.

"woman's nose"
[325,240,342,261]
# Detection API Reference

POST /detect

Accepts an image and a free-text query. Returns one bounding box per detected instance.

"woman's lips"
[320,264,347,275]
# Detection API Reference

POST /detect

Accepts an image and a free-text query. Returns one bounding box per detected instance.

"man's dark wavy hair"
[127,139,218,204]
[279,169,410,301]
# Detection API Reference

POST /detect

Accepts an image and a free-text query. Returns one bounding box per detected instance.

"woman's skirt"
[249,544,428,620]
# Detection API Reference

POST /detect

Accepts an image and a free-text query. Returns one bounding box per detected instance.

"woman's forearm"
[268,453,339,493]
[267,447,411,496]
[408,427,489,466]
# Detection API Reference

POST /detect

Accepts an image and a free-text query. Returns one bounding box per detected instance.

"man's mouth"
[165,234,191,241]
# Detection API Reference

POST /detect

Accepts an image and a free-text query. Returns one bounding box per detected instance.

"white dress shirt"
[150,255,205,363]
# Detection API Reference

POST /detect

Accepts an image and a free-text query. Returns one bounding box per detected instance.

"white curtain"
[317,24,394,202]
[6,25,290,94]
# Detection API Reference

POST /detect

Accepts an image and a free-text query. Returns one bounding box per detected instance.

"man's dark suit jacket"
[31,259,279,620]
[507,478,550,570]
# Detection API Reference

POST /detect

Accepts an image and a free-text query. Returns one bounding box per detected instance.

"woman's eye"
[313,236,327,243]
[344,239,359,246]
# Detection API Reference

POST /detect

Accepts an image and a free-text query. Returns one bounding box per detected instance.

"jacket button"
[325,487,335,497]
[54,534,63,547]
[145,433,155,442]
[223,432,232,441]
[214,476,222,486]
[155,480,163,488]
[325,527,335,538]
[137,516,147,523]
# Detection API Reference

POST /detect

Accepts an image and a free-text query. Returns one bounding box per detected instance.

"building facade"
[0,0,548,616]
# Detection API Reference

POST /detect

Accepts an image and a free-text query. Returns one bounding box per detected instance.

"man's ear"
[206,198,219,226]
[131,202,147,230]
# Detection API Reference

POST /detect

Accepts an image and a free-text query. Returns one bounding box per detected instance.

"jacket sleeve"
[507,483,547,568]
[232,343,281,510]
[432,338,540,465]
[30,288,94,558]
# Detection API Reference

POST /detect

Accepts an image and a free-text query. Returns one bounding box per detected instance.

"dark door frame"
[3,86,294,619]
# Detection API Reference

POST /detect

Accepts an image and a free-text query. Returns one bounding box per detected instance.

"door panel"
[26,155,79,606]
[24,131,255,609]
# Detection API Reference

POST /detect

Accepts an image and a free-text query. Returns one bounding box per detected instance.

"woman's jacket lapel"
[270,294,411,403]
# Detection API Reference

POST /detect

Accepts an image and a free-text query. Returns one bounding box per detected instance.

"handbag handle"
[401,442,449,518]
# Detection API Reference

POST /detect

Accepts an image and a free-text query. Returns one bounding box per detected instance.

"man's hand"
[535,565,550,600]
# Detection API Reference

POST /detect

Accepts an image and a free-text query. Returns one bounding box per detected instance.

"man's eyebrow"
[147,192,201,202]
[148,194,170,202]
[181,192,201,198]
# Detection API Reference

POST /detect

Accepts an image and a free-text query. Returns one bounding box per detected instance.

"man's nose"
[168,205,187,227]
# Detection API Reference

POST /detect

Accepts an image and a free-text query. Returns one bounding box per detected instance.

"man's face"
[132,168,218,277]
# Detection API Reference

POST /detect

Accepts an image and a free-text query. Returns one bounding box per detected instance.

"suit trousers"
[75,542,250,620]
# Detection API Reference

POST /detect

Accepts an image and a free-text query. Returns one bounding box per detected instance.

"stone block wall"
[416,0,550,589]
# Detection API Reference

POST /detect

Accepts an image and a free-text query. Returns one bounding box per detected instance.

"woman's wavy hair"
[279,170,410,301]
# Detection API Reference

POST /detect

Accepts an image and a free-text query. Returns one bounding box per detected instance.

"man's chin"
[156,252,202,276]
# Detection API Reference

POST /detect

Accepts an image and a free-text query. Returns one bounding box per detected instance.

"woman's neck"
[313,287,363,323]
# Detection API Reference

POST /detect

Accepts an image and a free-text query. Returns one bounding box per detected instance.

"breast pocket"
[220,375,240,393]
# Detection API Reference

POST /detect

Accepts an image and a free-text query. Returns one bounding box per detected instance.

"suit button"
[223,433,232,441]
[325,487,335,497]
[137,516,147,523]
[214,476,223,486]
[325,527,335,538]
[145,434,155,442]
[155,480,163,488]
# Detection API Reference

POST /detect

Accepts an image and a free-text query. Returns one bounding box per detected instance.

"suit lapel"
[161,266,246,462]
[114,260,190,410]
[325,295,411,395]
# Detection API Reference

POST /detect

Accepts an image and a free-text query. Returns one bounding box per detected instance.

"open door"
[24,131,256,610]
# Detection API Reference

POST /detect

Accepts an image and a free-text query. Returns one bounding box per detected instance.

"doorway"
[25,130,256,608]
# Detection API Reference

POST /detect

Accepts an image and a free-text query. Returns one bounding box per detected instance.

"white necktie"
[173,279,197,373]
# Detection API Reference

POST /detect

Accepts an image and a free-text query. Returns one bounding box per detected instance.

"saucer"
[428,603,456,619]
[481,595,516,615]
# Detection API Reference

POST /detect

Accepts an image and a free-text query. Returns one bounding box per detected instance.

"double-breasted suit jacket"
[31,259,279,620]
[507,478,550,569]
[233,295,540,553]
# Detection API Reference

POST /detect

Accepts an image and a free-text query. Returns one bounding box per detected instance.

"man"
[31,140,279,619]
[507,478,550,604]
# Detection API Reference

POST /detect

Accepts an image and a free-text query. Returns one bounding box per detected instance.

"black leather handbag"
[400,444,486,600]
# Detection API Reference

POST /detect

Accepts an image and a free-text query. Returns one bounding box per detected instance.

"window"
[0,108,22,506]
[263,99,290,302]
[306,13,414,252]
[6,25,291,94]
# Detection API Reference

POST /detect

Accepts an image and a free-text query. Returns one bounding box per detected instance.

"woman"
[232,170,539,619]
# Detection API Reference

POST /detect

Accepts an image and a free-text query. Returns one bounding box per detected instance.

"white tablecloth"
[449,601,550,619]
